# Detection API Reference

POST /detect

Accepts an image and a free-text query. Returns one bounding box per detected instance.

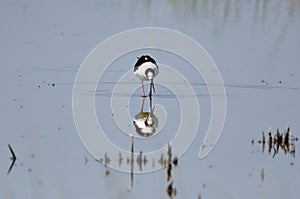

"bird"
[134,55,159,97]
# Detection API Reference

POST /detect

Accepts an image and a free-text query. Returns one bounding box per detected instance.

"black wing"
[134,55,157,72]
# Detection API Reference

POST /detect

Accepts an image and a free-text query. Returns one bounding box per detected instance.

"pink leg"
[141,97,145,112]
[149,81,152,97]
[142,81,146,97]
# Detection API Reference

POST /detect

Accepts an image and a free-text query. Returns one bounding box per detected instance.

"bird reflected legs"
[140,92,153,112]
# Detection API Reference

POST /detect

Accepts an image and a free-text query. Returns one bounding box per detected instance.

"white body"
[134,62,159,81]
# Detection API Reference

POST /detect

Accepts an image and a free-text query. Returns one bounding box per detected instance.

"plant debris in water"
[252,125,298,158]
[95,140,179,198]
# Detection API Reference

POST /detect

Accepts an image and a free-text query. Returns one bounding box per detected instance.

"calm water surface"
[0,0,300,199]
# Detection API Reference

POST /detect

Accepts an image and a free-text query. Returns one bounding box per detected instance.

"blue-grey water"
[1,0,300,199]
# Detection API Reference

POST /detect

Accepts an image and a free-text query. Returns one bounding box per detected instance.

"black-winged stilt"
[134,55,159,97]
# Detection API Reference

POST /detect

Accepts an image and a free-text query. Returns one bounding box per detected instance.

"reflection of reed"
[129,134,134,190]
[166,143,178,199]
[167,181,177,199]
[96,153,111,176]
[260,168,265,183]
[95,141,179,197]
[254,125,298,158]
[167,144,172,182]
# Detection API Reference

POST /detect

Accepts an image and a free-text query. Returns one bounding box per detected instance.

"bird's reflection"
[133,95,158,137]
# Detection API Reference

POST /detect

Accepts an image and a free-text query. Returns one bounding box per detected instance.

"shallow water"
[1,0,300,199]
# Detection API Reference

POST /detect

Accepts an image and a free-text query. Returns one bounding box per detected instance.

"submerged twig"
[7,144,17,175]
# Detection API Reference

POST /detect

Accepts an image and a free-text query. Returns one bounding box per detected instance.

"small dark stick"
[128,134,134,191]
[7,144,17,175]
